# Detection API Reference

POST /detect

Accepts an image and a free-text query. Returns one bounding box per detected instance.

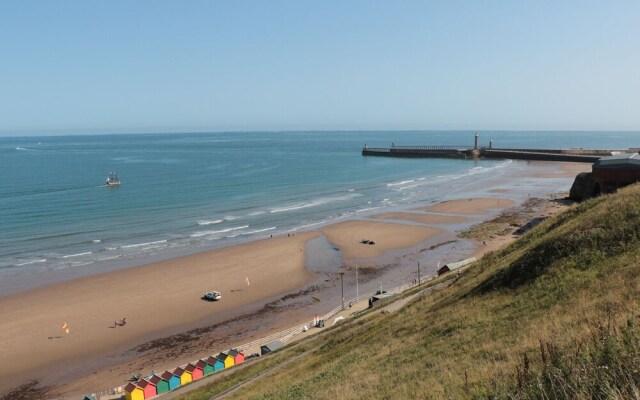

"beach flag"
[246,276,250,287]
[62,322,69,334]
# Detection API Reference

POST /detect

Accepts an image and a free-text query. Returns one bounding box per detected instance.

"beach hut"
[185,362,204,380]
[437,257,476,276]
[173,367,193,386]
[228,348,245,365]
[124,383,144,400]
[148,374,170,395]
[218,352,235,369]
[207,355,225,372]
[197,359,214,375]
[136,378,157,399]
[260,340,284,356]
[160,371,181,391]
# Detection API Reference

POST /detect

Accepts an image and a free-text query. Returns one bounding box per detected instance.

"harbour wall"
[362,146,624,163]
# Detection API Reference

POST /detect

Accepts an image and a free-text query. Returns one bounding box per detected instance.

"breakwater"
[362,145,627,163]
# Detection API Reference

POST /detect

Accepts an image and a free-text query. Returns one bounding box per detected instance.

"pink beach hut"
[228,349,245,365]
[124,383,144,400]
[185,362,204,380]
[136,378,157,399]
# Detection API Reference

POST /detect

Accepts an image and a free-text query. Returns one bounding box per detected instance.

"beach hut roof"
[196,359,208,368]
[173,367,186,376]
[218,352,231,361]
[206,355,220,364]
[444,257,476,271]
[124,383,141,393]
[137,378,155,389]
[185,363,199,372]
[262,340,284,352]
[149,375,165,385]
[161,371,177,380]
[228,348,242,357]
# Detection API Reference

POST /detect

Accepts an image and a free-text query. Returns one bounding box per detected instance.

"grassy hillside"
[177,184,640,399]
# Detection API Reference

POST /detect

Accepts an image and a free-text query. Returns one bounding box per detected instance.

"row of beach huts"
[121,342,282,400]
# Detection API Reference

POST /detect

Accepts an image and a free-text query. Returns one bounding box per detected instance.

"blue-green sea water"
[1,131,638,291]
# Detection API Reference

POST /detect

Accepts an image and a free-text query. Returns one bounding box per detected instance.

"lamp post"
[339,272,345,310]
[356,266,359,302]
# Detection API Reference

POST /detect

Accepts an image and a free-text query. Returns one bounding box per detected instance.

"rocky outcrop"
[569,172,593,202]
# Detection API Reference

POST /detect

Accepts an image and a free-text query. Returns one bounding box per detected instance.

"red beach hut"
[136,378,157,399]
[185,362,204,380]
[228,348,245,364]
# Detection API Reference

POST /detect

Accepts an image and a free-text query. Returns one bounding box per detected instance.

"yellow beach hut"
[218,352,235,369]
[124,383,144,400]
[173,367,193,385]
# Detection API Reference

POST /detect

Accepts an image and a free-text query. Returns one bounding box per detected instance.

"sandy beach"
[0,161,586,398]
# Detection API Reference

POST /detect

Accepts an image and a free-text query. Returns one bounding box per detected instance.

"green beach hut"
[149,374,170,395]
[197,359,214,375]
[160,371,181,391]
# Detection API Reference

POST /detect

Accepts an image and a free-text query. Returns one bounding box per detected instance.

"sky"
[0,0,639,135]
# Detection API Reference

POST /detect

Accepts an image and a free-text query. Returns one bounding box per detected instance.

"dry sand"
[533,161,592,179]
[0,232,318,393]
[321,220,442,260]
[370,212,469,225]
[419,197,515,215]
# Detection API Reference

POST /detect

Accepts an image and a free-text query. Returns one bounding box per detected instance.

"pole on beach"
[418,262,421,286]
[340,272,345,310]
[356,266,359,302]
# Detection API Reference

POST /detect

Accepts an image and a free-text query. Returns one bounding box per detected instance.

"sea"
[1,130,638,294]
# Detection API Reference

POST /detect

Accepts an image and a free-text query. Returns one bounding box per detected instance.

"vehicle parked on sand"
[202,291,221,301]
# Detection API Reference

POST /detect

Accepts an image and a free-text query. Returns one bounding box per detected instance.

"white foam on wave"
[387,179,415,187]
[121,240,167,249]
[190,225,249,238]
[15,259,47,266]
[248,211,265,216]
[62,252,93,258]
[270,193,360,214]
[290,220,327,231]
[97,255,120,262]
[15,147,30,151]
[92,239,102,243]
[224,215,239,221]
[198,219,223,226]
[243,227,276,235]
[355,206,381,213]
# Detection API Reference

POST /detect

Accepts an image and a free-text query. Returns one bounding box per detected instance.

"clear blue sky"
[1,1,639,135]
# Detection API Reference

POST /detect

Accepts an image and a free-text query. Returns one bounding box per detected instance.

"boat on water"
[105,172,121,186]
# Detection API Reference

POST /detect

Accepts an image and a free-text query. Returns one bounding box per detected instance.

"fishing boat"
[105,172,121,186]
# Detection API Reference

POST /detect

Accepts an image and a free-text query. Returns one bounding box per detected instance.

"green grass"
[177,184,640,399]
